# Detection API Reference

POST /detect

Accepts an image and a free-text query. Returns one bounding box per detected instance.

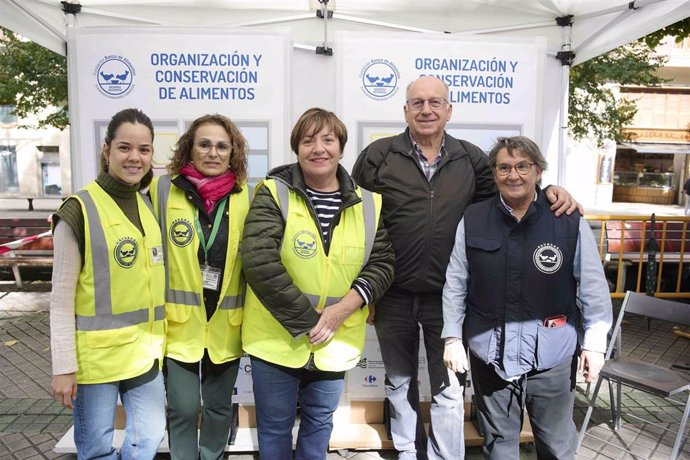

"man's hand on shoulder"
[546,185,583,216]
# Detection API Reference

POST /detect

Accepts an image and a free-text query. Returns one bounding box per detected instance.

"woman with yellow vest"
[149,114,249,460]
[241,108,395,459]
[49,108,166,459]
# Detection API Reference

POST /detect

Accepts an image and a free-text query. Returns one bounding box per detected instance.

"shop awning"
[619,142,690,154]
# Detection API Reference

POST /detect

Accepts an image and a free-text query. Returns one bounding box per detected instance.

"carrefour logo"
[359,59,400,100]
[94,55,136,98]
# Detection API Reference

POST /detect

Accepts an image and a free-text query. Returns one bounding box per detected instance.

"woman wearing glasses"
[241,108,395,459]
[149,114,250,460]
[441,136,612,459]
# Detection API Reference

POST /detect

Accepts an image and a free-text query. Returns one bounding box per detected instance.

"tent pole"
[556,15,575,186]
[62,2,81,192]
[316,0,333,55]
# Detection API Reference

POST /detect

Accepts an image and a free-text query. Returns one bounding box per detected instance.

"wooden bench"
[0,217,54,289]
[0,249,54,289]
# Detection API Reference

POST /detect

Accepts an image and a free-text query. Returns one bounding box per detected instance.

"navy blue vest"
[463,189,580,378]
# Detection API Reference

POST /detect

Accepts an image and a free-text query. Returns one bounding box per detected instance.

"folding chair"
[576,291,690,460]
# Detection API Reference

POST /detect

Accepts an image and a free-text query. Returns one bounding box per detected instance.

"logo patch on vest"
[533,243,562,274]
[292,230,318,259]
[170,219,194,247]
[114,237,138,268]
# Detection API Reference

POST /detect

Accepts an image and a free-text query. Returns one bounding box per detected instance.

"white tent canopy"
[2,0,689,63]
[1,0,689,190]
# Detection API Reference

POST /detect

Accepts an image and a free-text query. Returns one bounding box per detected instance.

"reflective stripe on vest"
[155,176,243,310]
[75,189,165,331]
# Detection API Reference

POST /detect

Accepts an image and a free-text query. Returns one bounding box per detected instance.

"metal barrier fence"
[584,214,690,299]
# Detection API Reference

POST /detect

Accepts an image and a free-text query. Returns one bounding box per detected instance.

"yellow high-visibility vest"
[150,175,249,363]
[242,178,381,372]
[69,181,165,384]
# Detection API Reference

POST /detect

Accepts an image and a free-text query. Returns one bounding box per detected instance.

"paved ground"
[2,283,690,459]
[2,200,690,458]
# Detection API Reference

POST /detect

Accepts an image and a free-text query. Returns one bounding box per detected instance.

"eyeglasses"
[406,97,448,111]
[495,162,535,176]
[195,140,231,157]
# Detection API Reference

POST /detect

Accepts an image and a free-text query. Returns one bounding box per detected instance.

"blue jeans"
[250,356,344,460]
[375,288,465,460]
[73,363,166,460]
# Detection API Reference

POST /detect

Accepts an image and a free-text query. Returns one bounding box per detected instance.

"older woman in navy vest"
[441,136,612,459]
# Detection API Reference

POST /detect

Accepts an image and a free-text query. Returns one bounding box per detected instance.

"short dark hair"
[167,114,248,184]
[100,108,155,188]
[487,136,547,185]
[290,108,347,155]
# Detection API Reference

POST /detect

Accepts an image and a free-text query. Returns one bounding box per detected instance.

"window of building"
[0,105,18,125]
[38,146,62,196]
[0,145,19,193]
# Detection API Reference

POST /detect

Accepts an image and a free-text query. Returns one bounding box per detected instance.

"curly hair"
[167,114,248,184]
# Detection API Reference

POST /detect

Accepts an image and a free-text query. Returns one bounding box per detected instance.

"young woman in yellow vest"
[149,114,249,460]
[241,108,395,459]
[49,108,166,459]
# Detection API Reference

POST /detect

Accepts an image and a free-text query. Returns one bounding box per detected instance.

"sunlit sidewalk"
[2,284,690,458]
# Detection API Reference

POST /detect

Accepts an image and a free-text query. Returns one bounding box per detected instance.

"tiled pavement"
[2,282,690,459]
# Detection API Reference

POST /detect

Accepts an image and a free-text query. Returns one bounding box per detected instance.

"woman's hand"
[309,303,353,344]
[52,373,77,409]
[308,289,363,344]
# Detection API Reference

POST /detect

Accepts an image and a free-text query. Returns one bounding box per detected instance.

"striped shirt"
[305,187,342,241]
[305,186,373,305]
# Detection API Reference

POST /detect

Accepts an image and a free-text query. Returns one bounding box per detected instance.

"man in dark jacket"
[352,76,577,460]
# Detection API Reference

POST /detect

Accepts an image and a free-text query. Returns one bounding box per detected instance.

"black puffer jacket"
[240,163,395,336]
[352,129,496,294]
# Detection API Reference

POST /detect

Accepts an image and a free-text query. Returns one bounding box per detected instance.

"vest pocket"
[340,245,366,266]
[227,307,243,326]
[342,306,367,328]
[535,322,577,370]
[86,324,139,348]
[166,304,191,323]
[466,236,502,252]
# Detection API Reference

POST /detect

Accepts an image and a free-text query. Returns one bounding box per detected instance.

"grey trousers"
[470,353,578,460]
[375,288,465,460]
[164,355,240,460]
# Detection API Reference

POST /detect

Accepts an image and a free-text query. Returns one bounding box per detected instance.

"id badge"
[150,246,164,265]
[201,265,221,291]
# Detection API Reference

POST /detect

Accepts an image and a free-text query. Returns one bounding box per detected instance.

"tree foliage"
[643,18,690,48]
[0,27,68,129]
[569,18,690,147]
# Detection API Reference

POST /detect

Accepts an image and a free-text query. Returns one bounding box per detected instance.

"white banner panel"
[67,27,291,190]
[346,325,432,401]
[336,32,547,170]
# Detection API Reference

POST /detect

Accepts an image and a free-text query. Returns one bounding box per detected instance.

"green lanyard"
[194,197,227,264]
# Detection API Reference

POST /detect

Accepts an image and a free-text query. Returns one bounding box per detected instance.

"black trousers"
[470,353,578,460]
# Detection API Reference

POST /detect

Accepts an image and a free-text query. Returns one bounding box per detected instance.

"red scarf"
[179,162,236,215]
